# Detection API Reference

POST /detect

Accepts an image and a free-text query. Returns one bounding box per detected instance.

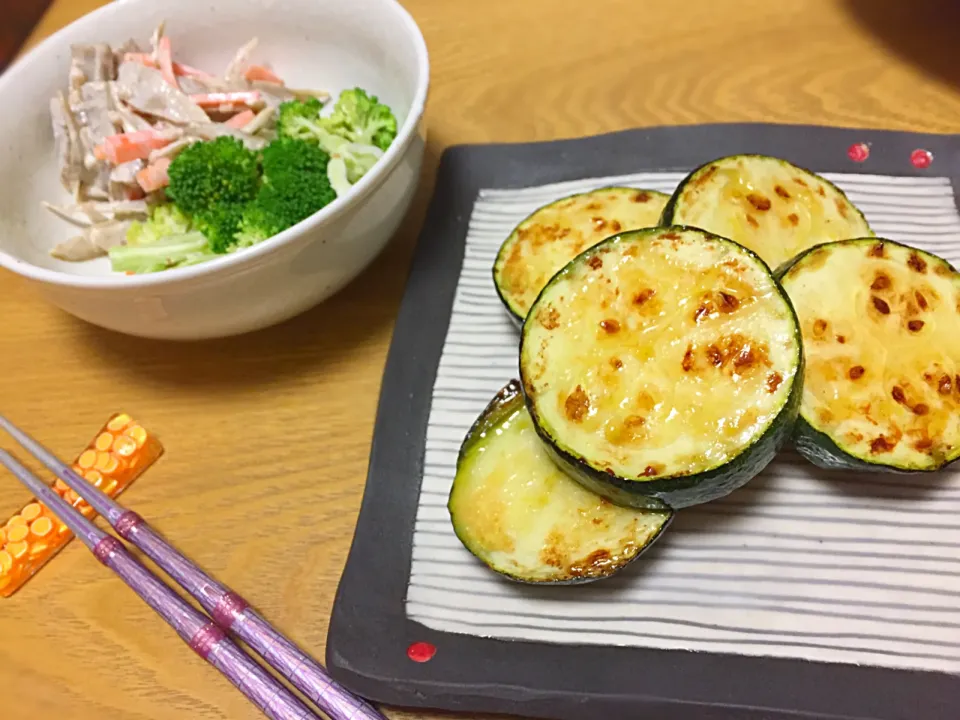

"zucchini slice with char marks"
[448,380,672,584]
[520,226,803,510]
[778,238,960,473]
[494,187,669,324]
[661,155,872,269]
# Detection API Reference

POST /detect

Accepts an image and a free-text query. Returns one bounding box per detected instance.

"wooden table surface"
[3,0,960,718]
[0,0,53,73]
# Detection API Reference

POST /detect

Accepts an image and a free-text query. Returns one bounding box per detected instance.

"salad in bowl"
[46,22,399,275]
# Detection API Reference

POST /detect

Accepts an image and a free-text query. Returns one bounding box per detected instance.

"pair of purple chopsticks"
[0,415,387,720]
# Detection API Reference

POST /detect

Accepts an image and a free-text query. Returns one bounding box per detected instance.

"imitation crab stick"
[135,157,172,192]
[94,130,176,165]
[157,36,178,88]
[0,413,163,598]
[190,91,262,109]
[225,109,256,128]
[243,65,283,84]
[123,52,218,82]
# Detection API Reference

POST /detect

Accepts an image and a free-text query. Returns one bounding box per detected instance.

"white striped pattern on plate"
[407,171,960,675]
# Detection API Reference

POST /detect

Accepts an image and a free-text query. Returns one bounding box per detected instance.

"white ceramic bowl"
[0,0,428,340]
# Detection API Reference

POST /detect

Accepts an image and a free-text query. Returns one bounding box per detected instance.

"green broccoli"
[326,156,352,198]
[300,128,381,185]
[276,92,394,195]
[276,96,326,142]
[233,205,279,249]
[261,135,330,179]
[235,137,337,247]
[163,136,261,255]
[194,204,247,254]
[323,88,398,151]
[340,143,381,184]
[109,232,215,274]
[166,136,261,216]
[125,204,194,247]
[112,131,341,271]
[285,88,398,151]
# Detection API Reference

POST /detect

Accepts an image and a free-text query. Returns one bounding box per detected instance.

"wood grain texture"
[0,0,54,73]
[2,0,960,718]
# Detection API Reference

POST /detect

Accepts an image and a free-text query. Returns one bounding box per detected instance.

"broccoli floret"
[234,204,277,249]
[340,143,382,184]
[278,88,398,153]
[166,136,260,216]
[323,88,397,151]
[109,232,215,274]
[276,96,325,142]
[309,130,381,184]
[195,204,246,254]
[276,96,388,194]
[126,204,194,247]
[234,138,337,247]
[326,156,352,198]
[164,136,261,255]
[261,135,330,179]
[279,119,374,181]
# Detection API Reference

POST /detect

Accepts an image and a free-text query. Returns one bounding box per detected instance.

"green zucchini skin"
[660,154,870,226]
[660,154,872,270]
[536,413,799,510]
[457,379,519,459]
[492,187,669,327]
[519,226,805,510]
[776,238,960,474]
[449,380,673,584]
[790,418,919,474]
[492,276,526,330]
[791,417,957,475]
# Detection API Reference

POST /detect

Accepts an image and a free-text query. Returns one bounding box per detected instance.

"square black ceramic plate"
[327,123,960,720]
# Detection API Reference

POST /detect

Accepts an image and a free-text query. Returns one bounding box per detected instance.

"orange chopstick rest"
[0,413,163,598]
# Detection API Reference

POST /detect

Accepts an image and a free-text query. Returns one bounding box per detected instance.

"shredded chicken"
[175,76,213,96]
[42,201,92,227]
[186,122,267,150]
[44,199,149,225]
[63,79,123,201]
[50,220,132,261]
[85,199,151,219]
[223,38,258,88]
[72,81,120,147]
[289,87,332,103]
[247,80,297,109]
[50,93,84,194]
[69,44,115,90]
[90,220,133,250]
[149,22,166,65]
[108,83,152,132]
[51,234,103,261]
[147,136,201,164]
[114,39,142,64]
[116,62,209,124]
[243,106,276,135]
[85,167,114,200]
[109,159,145,199]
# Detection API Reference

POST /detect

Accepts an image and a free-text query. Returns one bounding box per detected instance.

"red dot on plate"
[910,149,933,169]
[407,641,437,663]
[847,143,870,163]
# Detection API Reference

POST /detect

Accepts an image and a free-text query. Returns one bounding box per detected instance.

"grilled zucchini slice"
[449,380,672,583]
[661,155,872,269]
[494,187,669,324]
[778,238,960,473]
[520,226,803,510]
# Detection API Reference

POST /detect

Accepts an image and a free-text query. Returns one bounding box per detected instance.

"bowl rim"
[0,0,430,289]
